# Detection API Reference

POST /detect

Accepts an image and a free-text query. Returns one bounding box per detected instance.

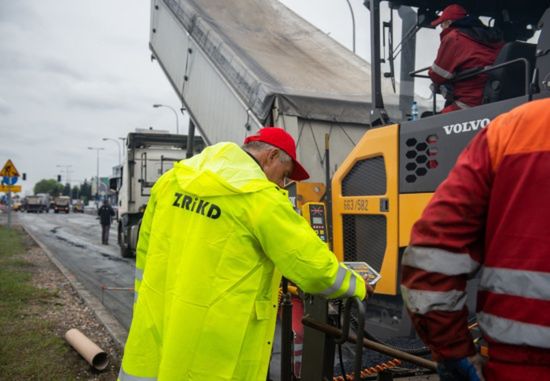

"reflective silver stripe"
[431,63,454,79]
[135,267,143,281]
[319,265,347,296]
[134,291,138,304]
[480,267,550,301]
[402,246,480,276]
[401,285,467,315]
[454,100,471,109]
[118,367,157,381]
[478,312,550,349]
[341,274,357,298]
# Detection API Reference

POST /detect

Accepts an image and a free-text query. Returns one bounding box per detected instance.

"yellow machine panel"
[332,124,399,295]
[286,181,326,211]
[398,193,433,247]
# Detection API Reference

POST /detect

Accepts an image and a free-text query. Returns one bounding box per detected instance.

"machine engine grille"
[342,215,387,272]
[342,156,386,196]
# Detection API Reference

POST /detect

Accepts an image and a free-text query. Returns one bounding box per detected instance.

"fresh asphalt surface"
[16,210,135,330]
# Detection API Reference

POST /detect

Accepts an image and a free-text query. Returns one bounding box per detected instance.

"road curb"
[22,224,128,349]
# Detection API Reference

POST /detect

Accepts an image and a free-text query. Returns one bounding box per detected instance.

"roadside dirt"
[22,230,122,380]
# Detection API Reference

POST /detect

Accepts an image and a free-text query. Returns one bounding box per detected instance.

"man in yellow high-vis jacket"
[119,127,368,381]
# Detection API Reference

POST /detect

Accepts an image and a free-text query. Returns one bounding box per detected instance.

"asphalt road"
[15,210,135,330]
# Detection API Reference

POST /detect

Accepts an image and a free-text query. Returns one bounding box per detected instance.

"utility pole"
[56,164,73,185]
[88,146,104,207]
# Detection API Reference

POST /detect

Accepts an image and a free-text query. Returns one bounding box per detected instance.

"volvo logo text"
[442,118,490,135]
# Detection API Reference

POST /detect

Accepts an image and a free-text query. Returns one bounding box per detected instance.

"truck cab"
[116,129,205,258]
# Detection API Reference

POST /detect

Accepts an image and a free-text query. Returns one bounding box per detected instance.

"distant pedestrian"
[97,199,115,245]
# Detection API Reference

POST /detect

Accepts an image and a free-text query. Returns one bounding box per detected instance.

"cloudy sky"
[0,0,437,195]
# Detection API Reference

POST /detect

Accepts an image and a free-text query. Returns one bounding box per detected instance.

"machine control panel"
[344,261,382,286]
[301,202,328,243]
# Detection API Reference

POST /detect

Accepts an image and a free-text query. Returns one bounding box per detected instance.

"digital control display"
[312,216,323,225]
[306,203,327,242]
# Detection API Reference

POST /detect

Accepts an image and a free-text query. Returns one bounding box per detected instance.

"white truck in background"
[26,195,48,213]
[116,129,205,258]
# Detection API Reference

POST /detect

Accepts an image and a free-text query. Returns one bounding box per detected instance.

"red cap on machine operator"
[431,4,467,27]
[244,127,310,181]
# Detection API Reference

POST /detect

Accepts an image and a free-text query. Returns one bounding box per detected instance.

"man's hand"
[364,279,375,299]
[437,354,485,381]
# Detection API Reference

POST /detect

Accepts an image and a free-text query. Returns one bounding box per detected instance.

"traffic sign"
[0,185,21,193]
[2,176,18,185]
[0,159,20,177]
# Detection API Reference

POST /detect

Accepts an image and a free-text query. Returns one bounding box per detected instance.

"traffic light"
[57,175,62,182]
[22,173,26,180]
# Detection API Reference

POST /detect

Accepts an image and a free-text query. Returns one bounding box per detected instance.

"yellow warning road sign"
[0,185,21,193]
[0,160,20,177]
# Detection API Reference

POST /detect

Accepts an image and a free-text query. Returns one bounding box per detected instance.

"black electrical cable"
[337,301,348,379]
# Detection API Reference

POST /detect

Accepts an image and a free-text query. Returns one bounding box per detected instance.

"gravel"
[23,235,122,380]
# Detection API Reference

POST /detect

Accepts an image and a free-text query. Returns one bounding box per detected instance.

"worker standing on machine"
[400,99,550,380]
[118,127,370,381]
[429,4,503,113]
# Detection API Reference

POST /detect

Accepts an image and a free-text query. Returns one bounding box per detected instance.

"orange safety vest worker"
[401,99,550,380]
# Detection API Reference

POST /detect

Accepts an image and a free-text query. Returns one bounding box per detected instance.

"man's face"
[260,148,294,187]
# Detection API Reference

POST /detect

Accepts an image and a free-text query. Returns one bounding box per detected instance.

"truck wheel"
[118,224,133,258]
[120,241,133,258]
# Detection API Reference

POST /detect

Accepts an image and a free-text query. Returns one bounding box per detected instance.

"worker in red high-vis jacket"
[429,4,503,113]
[401,99,550,381]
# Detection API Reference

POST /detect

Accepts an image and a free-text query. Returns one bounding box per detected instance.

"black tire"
[118,223,133,258]
[120,240,133,258]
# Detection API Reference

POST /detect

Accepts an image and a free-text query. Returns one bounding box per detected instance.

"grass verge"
[0,225,119,380]
[0,226,73,379]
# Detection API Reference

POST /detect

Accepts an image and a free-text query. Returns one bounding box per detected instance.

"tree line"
[33,179,93,203]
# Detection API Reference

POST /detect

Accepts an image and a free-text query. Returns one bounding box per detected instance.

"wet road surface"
[16,211,135,329]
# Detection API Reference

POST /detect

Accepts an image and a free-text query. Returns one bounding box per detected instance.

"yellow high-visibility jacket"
[119,142,365,381]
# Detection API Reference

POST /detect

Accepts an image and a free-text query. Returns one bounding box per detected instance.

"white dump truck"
[53,195,70,214]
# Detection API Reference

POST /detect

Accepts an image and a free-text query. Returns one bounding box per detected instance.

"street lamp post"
[56,164,73,185]
[345,0,356,53]
[153,104,179,134]
[102,137,122,166]
[88,146,104,206]
[119,137,127,164]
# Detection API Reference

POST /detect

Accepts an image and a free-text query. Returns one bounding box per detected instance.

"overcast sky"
[0,0,437,195]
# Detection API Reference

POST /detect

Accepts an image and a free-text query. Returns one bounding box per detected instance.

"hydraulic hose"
[302,317,437,371]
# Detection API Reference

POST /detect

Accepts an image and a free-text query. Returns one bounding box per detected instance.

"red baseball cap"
[431,4,467,27]
[244,127,310,181]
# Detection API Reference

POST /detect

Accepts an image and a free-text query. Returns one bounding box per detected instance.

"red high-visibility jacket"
[429,26,502,112]
[401,99,550,380]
